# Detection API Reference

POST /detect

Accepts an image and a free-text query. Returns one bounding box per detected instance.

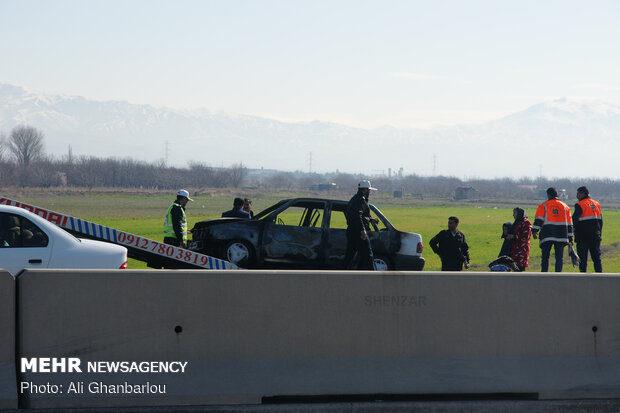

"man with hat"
[163,189,193,248]
[344,180,379,270]
[572,186,603,272]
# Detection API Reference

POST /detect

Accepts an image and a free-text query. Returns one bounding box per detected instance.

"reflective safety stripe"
[579,215,603,221]
[539,237,571,244]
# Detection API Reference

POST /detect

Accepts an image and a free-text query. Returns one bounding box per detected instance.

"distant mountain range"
[1,83,619,179]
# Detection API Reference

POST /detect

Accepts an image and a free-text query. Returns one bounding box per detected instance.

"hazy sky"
[2,0,620,129]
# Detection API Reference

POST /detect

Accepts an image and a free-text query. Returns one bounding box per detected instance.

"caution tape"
[0,197,237,270]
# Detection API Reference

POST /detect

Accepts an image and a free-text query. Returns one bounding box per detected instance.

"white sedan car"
[0,205,127,276]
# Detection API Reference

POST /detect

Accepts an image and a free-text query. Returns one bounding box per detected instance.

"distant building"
[454,186,476,200]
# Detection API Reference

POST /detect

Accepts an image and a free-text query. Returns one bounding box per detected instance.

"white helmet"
[177,189,194,201]
[358,180,377,191]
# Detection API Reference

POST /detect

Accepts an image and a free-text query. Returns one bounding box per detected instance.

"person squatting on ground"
[163,189,193,249]
[532,187,573,272]
[506,207,532,272]
[572,186,603,273]
[429,216,470,271]
[222,197,252,219]
[344,180,379,270]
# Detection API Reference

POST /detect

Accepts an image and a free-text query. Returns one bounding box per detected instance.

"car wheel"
[373,256,392,271]
[224,240,255,267]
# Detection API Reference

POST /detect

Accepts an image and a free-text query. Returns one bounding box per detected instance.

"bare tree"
[229,162,247,188]
[8,125,45,166]
[264,172,296,190]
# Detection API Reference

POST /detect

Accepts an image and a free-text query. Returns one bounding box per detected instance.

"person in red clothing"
[506,207,532,271]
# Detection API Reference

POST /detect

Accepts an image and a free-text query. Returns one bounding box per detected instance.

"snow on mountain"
[1,84,619,179]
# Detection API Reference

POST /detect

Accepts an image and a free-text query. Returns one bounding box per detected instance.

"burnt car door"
[261,199,327,267]
[366,205,396,268]
[324,201,395,269]
[323,201,348,268]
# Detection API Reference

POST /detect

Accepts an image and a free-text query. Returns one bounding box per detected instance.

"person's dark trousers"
[540,241,566,272]
[441,260,463,271]
[344,231,374,270]
[577,239,603,273]
[343,232,356,269]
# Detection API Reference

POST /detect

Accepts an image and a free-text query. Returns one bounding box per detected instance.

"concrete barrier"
[16,270,620,409]
[0,270,17,409]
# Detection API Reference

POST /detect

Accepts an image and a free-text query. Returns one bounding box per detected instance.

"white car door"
[0,212,52,275]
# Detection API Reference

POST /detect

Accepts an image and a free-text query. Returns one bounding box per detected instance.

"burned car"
[189,198,425,270]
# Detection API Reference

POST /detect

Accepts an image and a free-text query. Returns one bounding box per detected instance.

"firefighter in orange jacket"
[572,186,603,273]
[531,187,573,272]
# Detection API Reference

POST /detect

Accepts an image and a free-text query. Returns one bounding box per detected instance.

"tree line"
[0,125,247,189]
[2,125,620,200]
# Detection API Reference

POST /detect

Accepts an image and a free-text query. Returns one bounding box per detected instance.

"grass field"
[4,188,620,272]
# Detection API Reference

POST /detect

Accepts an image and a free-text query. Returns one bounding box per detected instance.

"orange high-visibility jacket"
[576,198,602,221]
[532,198,573,244]
[573,197,602,242]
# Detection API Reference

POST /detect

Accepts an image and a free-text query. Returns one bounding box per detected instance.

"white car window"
[0,213,49,248]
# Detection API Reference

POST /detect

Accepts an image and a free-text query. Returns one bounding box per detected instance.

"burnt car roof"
[194,197,386,227]
[252,198,350,219]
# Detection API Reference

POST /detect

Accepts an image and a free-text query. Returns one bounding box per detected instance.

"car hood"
[194,218,252,227]
[48,238,127,270]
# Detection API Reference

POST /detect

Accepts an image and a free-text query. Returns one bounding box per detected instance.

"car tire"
[373,255,392,271]
[224,240,255,267]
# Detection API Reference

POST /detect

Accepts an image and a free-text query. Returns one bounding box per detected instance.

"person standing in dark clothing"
[222,198,252,219]
[344,180,379,270]
[163,189,193,248]
[429,216,470,271]
[572,186,603,273]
